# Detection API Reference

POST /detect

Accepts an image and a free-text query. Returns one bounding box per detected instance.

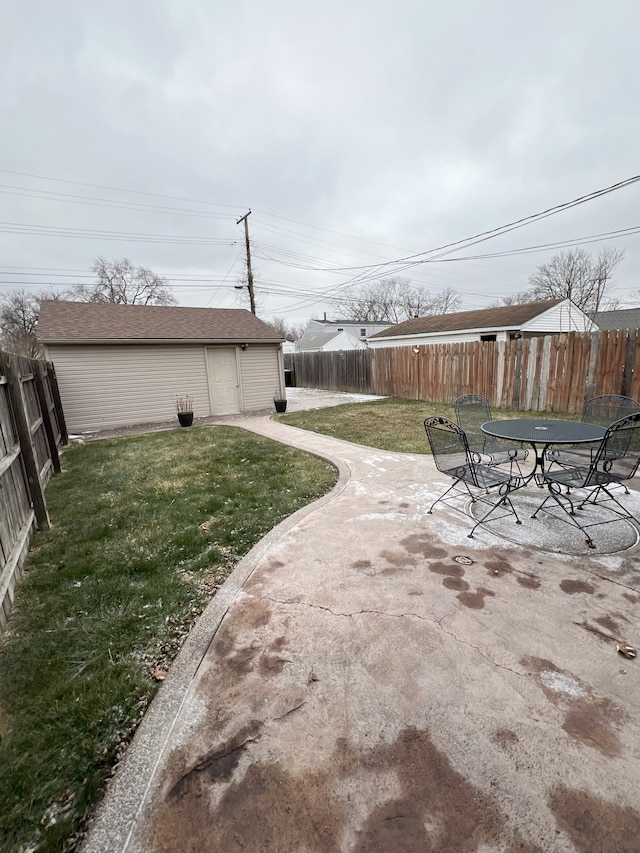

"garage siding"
[239,345,281,410]
[47,345,211,433]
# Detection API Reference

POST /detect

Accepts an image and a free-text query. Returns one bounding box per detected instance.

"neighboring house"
[296,314,392,352]
[368,298,596,349]
[295,329,367,352]
[594,307,640,330]
[36,301,285,433]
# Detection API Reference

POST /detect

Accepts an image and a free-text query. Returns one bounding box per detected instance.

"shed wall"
[45,344,211,432]
[45,343,283,432]
[239,345,281,409]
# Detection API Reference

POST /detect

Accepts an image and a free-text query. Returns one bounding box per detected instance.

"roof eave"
[38,337,284,345]
[374,324,524,341]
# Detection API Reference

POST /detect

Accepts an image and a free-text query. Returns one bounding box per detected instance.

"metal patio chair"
[454,394,528,476]
[424,415,524,538]
[545,394,640,490]
[532,411,640,549]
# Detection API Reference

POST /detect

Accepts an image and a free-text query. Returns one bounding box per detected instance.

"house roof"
[370,298,565,338]
[297,330,364,350]
[594,308,640,330]
[37,300,283,344]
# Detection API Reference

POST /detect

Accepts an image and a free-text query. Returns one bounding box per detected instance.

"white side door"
[207,347,241,415]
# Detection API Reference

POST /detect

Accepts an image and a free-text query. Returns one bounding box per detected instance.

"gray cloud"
[1,0,638,322]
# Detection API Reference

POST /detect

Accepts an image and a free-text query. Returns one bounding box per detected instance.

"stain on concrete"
[352,559,372,569]
[259,636,290,677]
[442,577,469,592]
[399,501,409,508]
[213,635,261,674]
[485,558,513,577]
[563,702,622,758]
[400,534,447,559]
[549,784,640,853]
[493,729,519,750]
[351,729,538,853]
[524,657,625,757]
[151,727,543,853]
[428,561,465,578]
[560,579,595,595]
[517,575,541,589]
[380,550,412,568]
[595,615,620,633]
[457,586,495,610]
[241,597,273,629]
[168,720,263,800]
[623,592,640,604]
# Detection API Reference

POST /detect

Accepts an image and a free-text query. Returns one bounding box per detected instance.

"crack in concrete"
[262,595,437,623]
[261,596,525,678]
[274,700,307,721]
[437,615,525,678]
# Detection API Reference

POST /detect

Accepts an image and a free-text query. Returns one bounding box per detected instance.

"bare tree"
[0,290,40,356]
[527,247,624,318]
[335,278,461,323]
[0,289,72,356]
[268,316,306,341]
[488,291,538,308]
[71,257,176,305]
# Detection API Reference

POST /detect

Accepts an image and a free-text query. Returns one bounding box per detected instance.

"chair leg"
[428,478,474,515]
[532,483,595,548]
[578,484,636,519]
[468,489,522,538]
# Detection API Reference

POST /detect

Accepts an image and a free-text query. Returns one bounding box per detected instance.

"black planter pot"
[177,411,194,427]
[274,399,287,413]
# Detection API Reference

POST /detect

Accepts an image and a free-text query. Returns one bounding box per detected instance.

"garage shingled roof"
[36,300,283,343]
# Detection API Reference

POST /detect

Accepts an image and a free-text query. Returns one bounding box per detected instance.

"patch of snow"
[540,670,587,698]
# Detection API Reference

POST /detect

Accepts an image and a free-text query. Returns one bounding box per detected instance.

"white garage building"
[37,301,285,433]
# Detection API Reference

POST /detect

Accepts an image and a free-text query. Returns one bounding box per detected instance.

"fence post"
[584,331,599,402]
[511,337,523,410]
[31,359,61,473]
[47,363,68,445]
[1,352,50,530]
[622,330,636,398]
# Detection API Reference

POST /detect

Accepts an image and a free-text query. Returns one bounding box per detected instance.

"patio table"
[481,418,606,484]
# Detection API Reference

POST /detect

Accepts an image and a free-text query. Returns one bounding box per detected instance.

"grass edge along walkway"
[0,425,337,853]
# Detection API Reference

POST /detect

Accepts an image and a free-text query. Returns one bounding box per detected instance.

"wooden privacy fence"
[285,330,640,413]
[0,350,68,632]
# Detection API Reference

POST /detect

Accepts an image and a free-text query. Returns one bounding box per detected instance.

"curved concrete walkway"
[82,411,640,853]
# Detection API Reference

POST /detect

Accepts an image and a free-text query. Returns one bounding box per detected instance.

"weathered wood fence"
[0,350,67,632]
[285,330,640,414]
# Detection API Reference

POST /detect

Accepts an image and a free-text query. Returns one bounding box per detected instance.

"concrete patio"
[81,393,640,853]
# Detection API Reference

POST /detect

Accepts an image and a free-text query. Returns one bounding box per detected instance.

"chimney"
[323,312,327,321]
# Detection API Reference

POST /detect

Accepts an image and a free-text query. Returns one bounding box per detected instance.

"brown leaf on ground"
[616,642,636,659]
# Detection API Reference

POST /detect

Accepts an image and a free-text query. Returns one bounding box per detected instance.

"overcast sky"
[1,0,639,326]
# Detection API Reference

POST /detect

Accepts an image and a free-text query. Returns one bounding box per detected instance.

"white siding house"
[296,318,392,352]
[295,330,367,352]
[368,299,595,349]
[37,301,285,433]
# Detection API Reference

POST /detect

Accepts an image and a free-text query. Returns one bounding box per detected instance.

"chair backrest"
[424,416,472,479]
[582,395,640,427]
[453,394,492,455]
[587,411,640,485]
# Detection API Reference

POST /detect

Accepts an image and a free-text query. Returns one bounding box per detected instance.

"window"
[337,328,343,332]
[480,334,497,342]
[360,328,366,336]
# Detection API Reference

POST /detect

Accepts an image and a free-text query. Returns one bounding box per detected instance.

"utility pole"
[236,210,256,314]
